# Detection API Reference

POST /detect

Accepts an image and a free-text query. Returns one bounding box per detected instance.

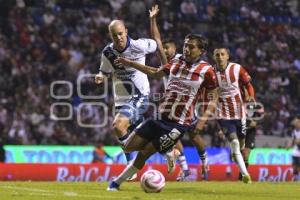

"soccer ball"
[140,169,165,193]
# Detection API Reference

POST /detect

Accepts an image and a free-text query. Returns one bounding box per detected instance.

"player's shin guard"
[198,150,209,180]
[198,150,208,166]
[113,162,139,185]
[178,152,189,171]
[230,139,249,176]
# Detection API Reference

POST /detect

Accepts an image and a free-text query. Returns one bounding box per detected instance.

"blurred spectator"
[180,0,198,21]
[92,142,107,163]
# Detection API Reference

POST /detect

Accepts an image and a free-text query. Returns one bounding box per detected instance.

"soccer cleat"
[201,164,209,181]
[126,173,137,181]
[242,174,252,184]
[106,181,120,191]
[238,172,243,181]
[176,170,191,181]
[165,149,178,173]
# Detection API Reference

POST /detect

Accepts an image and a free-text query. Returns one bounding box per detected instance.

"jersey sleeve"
[99,53,114,75]
[202,68,218,89]
[137,38,157,54]
[239,66,251,85]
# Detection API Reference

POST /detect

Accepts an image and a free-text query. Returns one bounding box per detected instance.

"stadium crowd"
[0,0,299,147]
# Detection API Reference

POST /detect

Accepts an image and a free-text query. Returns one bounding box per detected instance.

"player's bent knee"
[112,119,130,136]
[228,132,238,141]
[112,123,123,135]
[123,134,147,152]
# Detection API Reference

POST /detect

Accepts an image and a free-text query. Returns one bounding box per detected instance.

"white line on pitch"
[2,186,51,193]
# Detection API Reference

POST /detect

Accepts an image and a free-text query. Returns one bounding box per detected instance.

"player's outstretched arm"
[149,5,168,65]
[114,57,165,79]
[244,82,256,103]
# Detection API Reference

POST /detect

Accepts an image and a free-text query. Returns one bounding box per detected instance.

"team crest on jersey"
[167,79,192,95]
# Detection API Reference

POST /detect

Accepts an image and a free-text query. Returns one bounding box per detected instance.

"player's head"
[108,20,128,51]
[292,117,300,129]
[162,39,176,61]
[183,34,208,63]
[213,47,230,68]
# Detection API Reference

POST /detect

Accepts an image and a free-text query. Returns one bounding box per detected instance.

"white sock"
[114,163,139,185]
[199,151,208,166]
[178,153,189,171]
[230,139,249,176]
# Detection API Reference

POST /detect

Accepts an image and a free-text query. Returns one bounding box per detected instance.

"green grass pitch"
[0,181,299,200]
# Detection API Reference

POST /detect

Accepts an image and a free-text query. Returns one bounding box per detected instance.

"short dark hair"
[162,39,176,46]
[184,34,208,51]
[213,46,231,57]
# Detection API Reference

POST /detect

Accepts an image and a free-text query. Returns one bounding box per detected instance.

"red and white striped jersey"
[159,55,217,125]
[215,62,251,119]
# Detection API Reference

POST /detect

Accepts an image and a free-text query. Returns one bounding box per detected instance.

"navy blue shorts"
[218,119,247,138]
[115,95,149,131]
[135,118,190,154]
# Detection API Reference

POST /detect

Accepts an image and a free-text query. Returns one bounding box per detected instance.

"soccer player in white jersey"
[95,20,157,168]
[149,5,209,181]
[107,34,218,191]
[291,117,300,181]
[213,47,255,184]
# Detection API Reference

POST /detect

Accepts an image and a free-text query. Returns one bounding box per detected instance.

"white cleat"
[165,149,179,173]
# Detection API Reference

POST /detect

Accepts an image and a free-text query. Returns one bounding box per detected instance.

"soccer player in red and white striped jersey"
[107,34,218,191]
[149,5,210,181]
[213,47,255,184]
[215,62,254,119]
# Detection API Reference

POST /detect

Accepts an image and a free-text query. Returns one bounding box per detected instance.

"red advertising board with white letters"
[0,163,294,182]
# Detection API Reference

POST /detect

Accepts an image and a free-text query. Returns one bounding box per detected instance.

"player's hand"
[95,73,104,84]
[114,57,132,68]
[149,4,159,18]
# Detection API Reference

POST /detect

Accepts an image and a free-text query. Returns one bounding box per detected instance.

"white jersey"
[292,129,300,157]
[99,37,157,107]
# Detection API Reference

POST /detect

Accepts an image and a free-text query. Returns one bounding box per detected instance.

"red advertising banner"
[0,163,294,182]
